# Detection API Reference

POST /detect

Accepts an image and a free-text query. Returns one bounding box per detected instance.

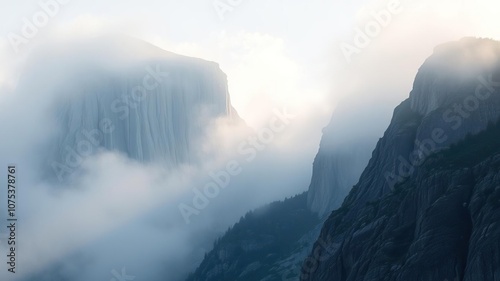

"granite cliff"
[302,37,500,281]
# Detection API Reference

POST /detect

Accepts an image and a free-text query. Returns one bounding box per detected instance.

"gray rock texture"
[307,99,388,217]
[302,37,500,281]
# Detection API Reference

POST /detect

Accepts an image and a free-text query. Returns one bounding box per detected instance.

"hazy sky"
[1,1,500,281]
[1,0,355,118]
[1,0,500,124]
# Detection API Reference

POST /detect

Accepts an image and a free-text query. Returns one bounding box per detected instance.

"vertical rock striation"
[16,36,238,180]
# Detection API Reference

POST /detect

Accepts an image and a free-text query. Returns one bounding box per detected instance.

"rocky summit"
[302,37,500,281]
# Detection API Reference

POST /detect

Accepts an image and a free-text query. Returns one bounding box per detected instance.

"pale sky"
[0,0,372,129]
[1,0,500,127]
[1,1,500,280]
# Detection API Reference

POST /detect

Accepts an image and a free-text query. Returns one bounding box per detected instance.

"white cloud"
[1,1,500,280]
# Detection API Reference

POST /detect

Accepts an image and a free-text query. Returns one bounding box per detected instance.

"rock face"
[307,100,389,217]
[18,36,237,181]
[302,38,500,281]
[184,99,390,281]
[307,144,373,217]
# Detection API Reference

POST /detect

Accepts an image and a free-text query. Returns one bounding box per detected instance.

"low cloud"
[0,35,321,281]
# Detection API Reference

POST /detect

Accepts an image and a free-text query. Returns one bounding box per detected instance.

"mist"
[0,0,499,280]
[0,34,322,281]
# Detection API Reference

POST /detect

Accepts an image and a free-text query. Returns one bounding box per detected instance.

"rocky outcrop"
[307,99,389,217]
[302,38,500,281]
[16,36,238,181]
